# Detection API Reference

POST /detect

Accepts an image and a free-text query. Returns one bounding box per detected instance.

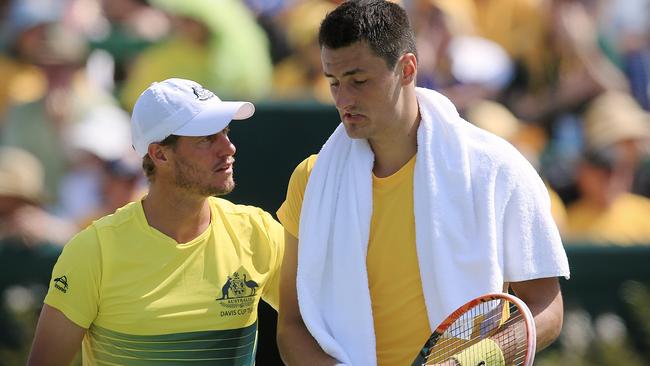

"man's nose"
[217,133,236,156]
[334,84,354,111]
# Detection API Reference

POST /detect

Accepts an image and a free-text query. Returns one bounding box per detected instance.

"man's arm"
[509,277,564,351]
[27,304,86,366]
[276,230,339,366]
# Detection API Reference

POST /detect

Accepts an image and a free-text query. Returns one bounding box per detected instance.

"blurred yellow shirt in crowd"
[0,55,46,118]
[432,0,551,90]
[566,193,650,245]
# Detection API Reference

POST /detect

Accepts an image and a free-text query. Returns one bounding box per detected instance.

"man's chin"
[343,125,368,140]
[345,132,369,140]
[210,182,235,197]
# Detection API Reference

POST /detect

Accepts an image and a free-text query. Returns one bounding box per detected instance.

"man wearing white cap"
[28,78,284,366]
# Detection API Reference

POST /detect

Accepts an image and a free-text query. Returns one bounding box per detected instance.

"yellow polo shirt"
[45,197,284,365]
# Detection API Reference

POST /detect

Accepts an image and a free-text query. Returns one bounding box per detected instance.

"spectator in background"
[405,0,551,114]
[583,91,650,198]
[0,52,45,124]
[242,0,293,66]
[566,147,650,245]
[0,0,56,122]
[0,0,122,203]
[0,147,74,249]
[410,0,516,109]
[510,0,629,124]
[582,92,650,180]
[78,154,144,228]
[120,0,273,110]
[0,147,73,351]
[596,0,650,111]
[90,0,170,92]
[271,0,335,103]
[58,104,143,226]
[565,91,650,244]
[412,0,627,125]
[467,0,550,92]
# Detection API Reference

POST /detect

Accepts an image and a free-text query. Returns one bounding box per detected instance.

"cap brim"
[173,101,255,137]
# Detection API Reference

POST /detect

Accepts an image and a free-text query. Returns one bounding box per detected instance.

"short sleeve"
[276,155,317,238]
[44,226,102,329]
[259,211,285,310]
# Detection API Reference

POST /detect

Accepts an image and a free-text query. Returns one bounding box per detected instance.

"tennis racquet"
[411,293,536,366]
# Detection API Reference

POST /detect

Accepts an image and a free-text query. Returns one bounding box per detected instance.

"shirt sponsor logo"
[54,275,68,293]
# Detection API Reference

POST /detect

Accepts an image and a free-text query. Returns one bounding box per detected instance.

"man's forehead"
[323,67,366,78]
[322,42,371,61]
[321,44,384,76]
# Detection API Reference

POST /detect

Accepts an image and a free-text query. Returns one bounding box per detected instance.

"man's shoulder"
[209,197,283,239]
[90,201,142,231]
[458,120,535,176]
[290,154,318,184]
[64,201,142,252]
[304,154,318,167]
[209,197,275,222]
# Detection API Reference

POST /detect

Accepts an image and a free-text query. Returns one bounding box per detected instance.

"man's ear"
[399,53,417,85]
[148,143,169,165]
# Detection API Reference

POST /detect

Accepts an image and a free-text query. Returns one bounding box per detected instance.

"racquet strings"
[424,298,527,365]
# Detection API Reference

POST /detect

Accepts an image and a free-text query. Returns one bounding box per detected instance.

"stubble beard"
[174,158,235,197]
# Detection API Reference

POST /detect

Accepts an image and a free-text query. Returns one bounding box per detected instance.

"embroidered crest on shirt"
[216,269,259,317]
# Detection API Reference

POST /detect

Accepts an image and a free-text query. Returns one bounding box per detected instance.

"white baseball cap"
[131,78,255,157]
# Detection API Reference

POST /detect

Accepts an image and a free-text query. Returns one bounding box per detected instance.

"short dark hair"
[142,134,180,182]
[318,0,417,69]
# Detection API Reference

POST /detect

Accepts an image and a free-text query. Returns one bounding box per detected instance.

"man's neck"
[370,94,420,178]
[142,184,212,244]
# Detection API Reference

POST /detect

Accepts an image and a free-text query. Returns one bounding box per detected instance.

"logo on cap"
[192,86,216,101]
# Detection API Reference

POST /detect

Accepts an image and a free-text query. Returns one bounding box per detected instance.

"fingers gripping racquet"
[412,293,536,366]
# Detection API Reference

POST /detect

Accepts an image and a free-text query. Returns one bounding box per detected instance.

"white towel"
[297,87,570,366]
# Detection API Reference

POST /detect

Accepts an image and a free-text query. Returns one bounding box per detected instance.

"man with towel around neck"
[276,1,570,366]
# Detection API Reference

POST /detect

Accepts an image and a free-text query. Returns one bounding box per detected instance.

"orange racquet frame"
[411,293,536,366]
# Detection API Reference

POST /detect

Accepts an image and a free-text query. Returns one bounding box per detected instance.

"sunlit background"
[0,0,649,365]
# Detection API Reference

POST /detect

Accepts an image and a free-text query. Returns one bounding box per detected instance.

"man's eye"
[200,135,215,144]
[354,80,367,85]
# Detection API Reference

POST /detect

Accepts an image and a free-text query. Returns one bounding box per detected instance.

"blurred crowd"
[0,0,649,354]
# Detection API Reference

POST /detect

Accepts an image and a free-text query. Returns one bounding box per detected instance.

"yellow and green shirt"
[277,155,431,366]
[45,197,284,365]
